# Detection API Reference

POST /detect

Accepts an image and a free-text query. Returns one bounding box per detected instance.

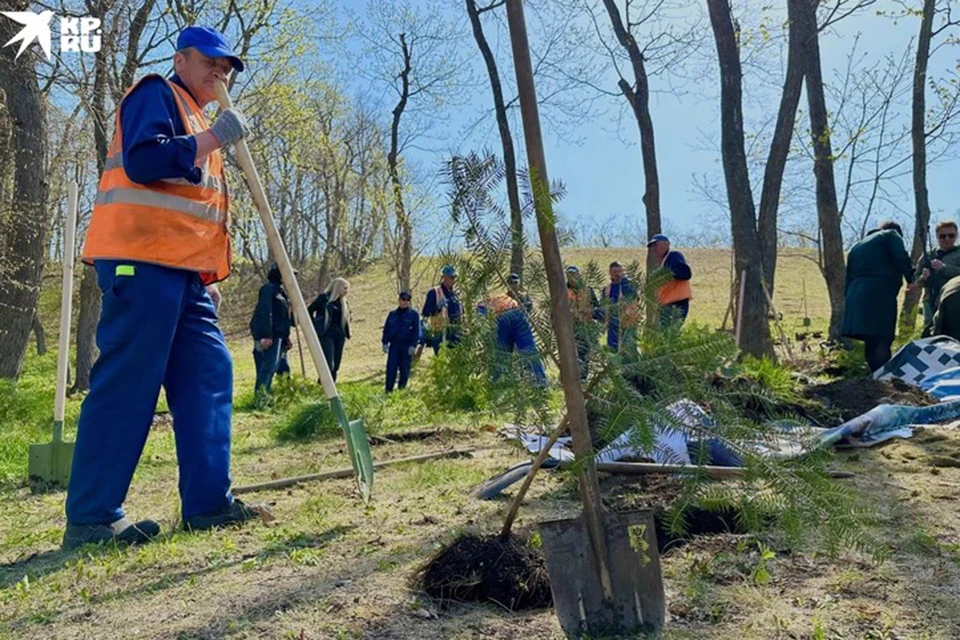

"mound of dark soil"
[708,375,840,426]
[419,534,552,610]
[801,377,937,422]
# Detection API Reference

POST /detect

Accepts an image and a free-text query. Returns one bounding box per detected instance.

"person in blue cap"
[382,291,422,392]
[506,272,533,312]
[422,265,462,355]
[64,26,257,550]
[647,234,692,328]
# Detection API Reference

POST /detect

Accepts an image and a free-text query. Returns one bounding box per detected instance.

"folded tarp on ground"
[875,336,960,400]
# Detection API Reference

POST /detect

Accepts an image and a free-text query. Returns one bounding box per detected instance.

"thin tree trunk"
[72,6,111,392]
[900,0,936,333]
[0,3,50,379]
[707,0,773,359]
[388,34,413,293]
[793,0,846,340]
[466,0,525,278]
[757,0,804,291]
[600,0,661,259]
[32,316,47,355]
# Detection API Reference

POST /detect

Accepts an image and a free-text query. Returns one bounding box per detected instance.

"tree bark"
[757,1,804,291]
[600,0,661,260]
[72,4,111,392]
[0,5,50,379]
[900,0,936,333]
[505,0,614,597]
[32,316,46,355]
[707,0,773,359]
[466,0,525,278]
[388,34,413,293]
[793,0,846,340]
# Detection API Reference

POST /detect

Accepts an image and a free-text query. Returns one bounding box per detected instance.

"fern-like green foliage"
[435,150,879,557]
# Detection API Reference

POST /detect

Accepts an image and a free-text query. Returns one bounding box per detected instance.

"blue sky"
[332,0,960,248]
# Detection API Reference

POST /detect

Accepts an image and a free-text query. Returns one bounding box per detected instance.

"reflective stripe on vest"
[83,74,231,284]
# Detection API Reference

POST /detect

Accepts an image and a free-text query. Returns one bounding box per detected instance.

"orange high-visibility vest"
[427,286,449,331]
[603,282,640,327]
[83,74,231,284]
[567,287,594,323]
[485,294,521,316]
[656,251,692,305]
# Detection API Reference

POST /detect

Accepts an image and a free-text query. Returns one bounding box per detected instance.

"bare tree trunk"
[900,0,936,333]
[32,316,47,355]
[707,0,773,359]
[72,6,111,392]
[757,0,804,291]
[466,0,525,278]
[794,0,846,340]
[600,0,661,262]
[388,33,413,293]
[0,6,50,379]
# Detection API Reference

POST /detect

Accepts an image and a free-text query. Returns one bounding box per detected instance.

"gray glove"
[407,346,417,356]
[210,107,250,147]
[382,344,389,354]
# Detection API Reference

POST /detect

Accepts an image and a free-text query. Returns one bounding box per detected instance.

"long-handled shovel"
[28,181,78,488]
[214,81,374,503]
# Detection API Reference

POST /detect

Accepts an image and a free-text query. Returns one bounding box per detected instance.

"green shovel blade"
[330,397,374,502]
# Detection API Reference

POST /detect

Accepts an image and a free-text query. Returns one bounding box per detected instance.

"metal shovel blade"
[539,510,665,638]
[28,440,74,488]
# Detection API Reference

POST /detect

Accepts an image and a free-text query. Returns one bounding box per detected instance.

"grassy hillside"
[5,247,957,640]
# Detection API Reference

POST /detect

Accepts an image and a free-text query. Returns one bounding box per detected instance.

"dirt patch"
[369,429,465,446]
[708,375,839,426]
[802,377,937,422]
[419,534,552,611]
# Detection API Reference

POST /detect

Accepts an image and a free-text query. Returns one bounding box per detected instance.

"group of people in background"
[249,234,694,398]
[843,219,960,372]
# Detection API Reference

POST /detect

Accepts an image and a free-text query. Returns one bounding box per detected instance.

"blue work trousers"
[253,340,282,393]
[495,309,547,385]
[66,261,234,525]
[385,343,413,392]
[660,300,690,329]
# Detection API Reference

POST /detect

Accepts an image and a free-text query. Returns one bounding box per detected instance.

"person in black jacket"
[250,263,293,400]
[382,291,422,392]
[308,277,351,381]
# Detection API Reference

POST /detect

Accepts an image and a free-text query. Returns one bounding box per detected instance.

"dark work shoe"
[62,518,160,551]
[183,498,259,532]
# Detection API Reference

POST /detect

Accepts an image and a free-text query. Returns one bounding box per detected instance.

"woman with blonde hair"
[308,277,352,381]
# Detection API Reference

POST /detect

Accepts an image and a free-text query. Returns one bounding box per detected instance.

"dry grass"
[2,247,954,640]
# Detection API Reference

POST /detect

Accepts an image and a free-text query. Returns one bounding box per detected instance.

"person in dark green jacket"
[933,275,960,340]
[916,220,960,335]
[841,221,918,372]
[308,277,351,382]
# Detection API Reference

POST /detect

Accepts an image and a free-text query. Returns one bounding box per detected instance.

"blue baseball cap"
[176,26,245,72]
[647,233,670,246]
[566,265,580,274]
[441,265,457,278]
[508,272,521,282]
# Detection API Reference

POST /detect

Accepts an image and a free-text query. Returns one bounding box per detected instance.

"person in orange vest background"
[647,234,692,328]
[602,261,639,357]
[421,265,462,355]
[566,265,601,380]
[478,293,547,386]
[63,26,256,550]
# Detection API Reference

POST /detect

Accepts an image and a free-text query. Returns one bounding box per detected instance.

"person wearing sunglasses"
[916,220,960,335]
